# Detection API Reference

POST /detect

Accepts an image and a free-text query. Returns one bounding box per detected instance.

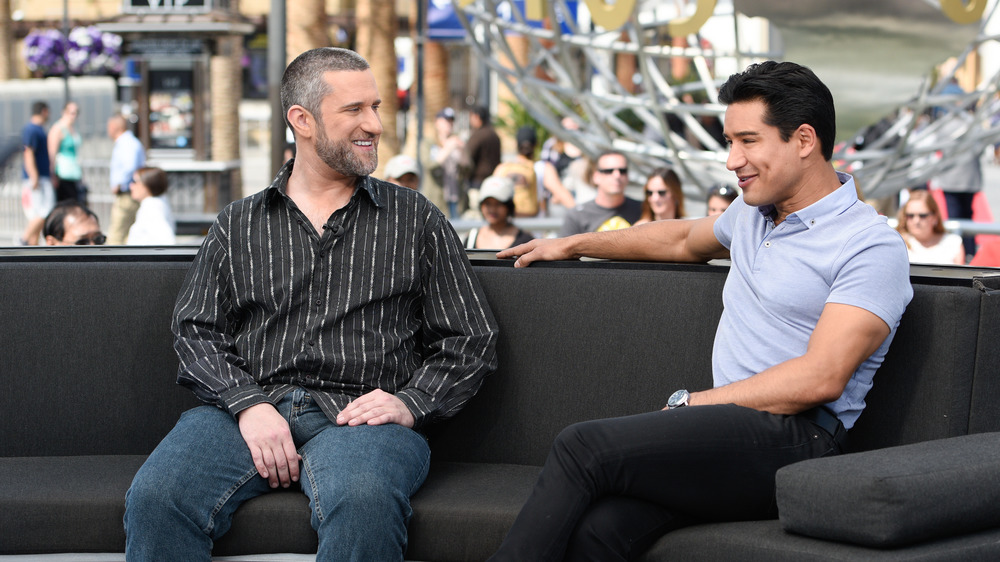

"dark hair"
[718,61,836,161]
[639,167,685,221]
[281,48,371,132]
[31,101,49,116]
[707,184,738,204]
[135,167,169,197]
[43,200,98,241]
[472,105,491,123]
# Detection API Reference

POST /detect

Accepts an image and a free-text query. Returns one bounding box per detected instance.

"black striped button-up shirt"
[172,162,499,430]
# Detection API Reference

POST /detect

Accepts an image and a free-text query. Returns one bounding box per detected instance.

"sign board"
[123,0,214,15]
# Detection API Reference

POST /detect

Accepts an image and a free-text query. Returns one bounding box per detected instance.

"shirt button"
[315,299,321,306]
[764,241,771,248]
[308,341,315,347]
[810,219,816,226]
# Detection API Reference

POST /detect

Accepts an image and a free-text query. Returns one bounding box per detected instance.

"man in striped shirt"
[124,48,499,561]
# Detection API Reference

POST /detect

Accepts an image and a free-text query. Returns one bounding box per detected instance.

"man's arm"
[360,209,499,430]
[499,214,730,267]
[23,146,39,187]
[173,221,300,489]
[687,302,891,414]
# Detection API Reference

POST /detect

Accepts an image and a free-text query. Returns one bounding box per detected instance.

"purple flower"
[23,26,122,76]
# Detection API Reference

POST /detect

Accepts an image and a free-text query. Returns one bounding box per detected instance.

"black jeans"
[489,404,845,562]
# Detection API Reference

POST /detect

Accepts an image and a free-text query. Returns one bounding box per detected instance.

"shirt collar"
[756,171,858,228]
[264,159,386,209]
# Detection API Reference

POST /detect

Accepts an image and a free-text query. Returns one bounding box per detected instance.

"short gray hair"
[280,48,371,132]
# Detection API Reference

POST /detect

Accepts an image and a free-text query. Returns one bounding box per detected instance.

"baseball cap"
[478,175,515,203]
[384,154,420,179]
[436,107,455,121]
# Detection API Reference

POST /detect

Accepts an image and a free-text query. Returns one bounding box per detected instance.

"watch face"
[668,389,689,408]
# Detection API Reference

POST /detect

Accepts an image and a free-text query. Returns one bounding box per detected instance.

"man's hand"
[336,389,415,428]
[236,403,301,488]
[497,237,576,268]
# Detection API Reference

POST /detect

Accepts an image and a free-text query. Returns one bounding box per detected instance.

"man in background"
[20,101,53,246]
[43,200,105,246]
[106,115,146,244]
[558,150,641,236]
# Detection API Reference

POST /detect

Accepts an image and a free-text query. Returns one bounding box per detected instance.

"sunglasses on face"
[906,213,932,221]
[645,189,668,198]
[597,167,628,175]
[74,233,107,245]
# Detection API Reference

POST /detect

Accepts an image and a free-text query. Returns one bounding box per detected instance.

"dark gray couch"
[2,247,1000,560]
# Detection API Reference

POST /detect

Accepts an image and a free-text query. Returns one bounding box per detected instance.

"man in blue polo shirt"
[491,61,913,561]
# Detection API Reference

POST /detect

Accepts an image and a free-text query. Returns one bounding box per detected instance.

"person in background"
[539,116,582,216]
[635,167,685,225]
[127,166,176,246]
[20,101,53,246]
[43,200,105,246]
[106,114,146,245]
[283,142,296,163]
[706,183,739,216]
[462,105,502,212]
[48,101,84,204]
[422,107,462,217]
[493,125,540,217]
[896,189,965,265]
[465,175,534,250]
[384,154,421,191]
[558,150,642,236]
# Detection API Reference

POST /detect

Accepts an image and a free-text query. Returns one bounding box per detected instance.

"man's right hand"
[236,403,301,488]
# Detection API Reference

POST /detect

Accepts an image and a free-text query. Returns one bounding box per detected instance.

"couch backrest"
[3,249,999,463]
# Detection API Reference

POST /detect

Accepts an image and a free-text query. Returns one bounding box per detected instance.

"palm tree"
[355,0,400,173]
[287,0,329,61]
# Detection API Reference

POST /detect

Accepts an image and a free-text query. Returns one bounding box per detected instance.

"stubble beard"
[316,127,378,177]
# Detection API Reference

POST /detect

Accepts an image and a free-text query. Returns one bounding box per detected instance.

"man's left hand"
[336,389,415,428]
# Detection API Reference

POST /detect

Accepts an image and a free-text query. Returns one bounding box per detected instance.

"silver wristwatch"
[667,389,690,409]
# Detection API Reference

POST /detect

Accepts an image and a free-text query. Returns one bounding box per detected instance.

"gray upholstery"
[776,432,1000,548]
[2,249,1000,559]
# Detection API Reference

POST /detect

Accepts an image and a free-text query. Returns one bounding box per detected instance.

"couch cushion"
[776,432,1000,548]
[0,455,536,560]
[640,519,1000,561]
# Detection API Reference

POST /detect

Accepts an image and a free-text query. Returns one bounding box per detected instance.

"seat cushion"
[0,455,537,559]
[776,432,1000,548]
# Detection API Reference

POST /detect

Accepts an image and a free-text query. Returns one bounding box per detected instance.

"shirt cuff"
[219,385,272,418]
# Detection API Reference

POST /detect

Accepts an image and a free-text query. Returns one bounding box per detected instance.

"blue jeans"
[124,388,431,561]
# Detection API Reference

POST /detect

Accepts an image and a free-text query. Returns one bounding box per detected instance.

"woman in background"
[48,101,84,203]
[465,176,534,250]
[706,184,739,216]
[127,167,176,245]
[634,167,685,225]
[896,189,964,265]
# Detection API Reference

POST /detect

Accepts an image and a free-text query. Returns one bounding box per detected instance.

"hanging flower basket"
[23,26,123,77]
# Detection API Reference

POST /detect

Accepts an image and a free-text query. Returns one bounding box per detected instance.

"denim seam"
[205,468,261,536]
[303,454,325,524]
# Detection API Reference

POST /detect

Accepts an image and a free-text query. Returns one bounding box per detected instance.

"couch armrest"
[776,432,1000,548]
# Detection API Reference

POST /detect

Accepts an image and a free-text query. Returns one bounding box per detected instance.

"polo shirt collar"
[757,171,858,229]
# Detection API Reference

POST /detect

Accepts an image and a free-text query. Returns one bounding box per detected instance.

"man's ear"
[795,123,819,158]
[287,105,314,141]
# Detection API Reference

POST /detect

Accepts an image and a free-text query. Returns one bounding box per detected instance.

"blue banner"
[428,1,579,41]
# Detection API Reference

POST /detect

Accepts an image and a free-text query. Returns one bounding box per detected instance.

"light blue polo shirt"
[712,172,912,429]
